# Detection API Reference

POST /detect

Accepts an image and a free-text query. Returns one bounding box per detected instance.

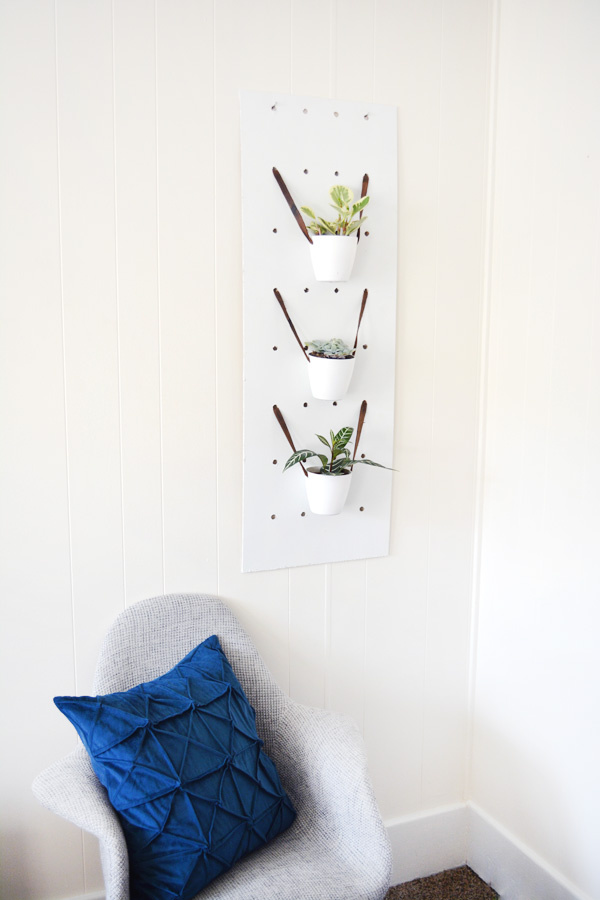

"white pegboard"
[240,90,397,572]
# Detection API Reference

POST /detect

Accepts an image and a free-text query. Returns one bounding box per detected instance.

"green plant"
[301,185,369,237]
[283,426,388,476]
[306,338,354,359]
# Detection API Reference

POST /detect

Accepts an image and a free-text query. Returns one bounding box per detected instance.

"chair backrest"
[92,593,287,748]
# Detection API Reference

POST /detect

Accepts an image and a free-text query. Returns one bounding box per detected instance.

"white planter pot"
[305,467,353,515]
[309,235,358,282]
[307,355,355,400]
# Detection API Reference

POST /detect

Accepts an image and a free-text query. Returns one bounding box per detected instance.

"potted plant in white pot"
[305,338,356,400]
[301,185,369,282]
[283,425,388,516]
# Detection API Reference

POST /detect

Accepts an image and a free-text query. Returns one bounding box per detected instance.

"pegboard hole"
[364,114,369,120]
[334,170,339,176]
[363,344,368,350]
[303,402,308,407]
[301,511,306,517]
[273,346,278,351]
[364,231,370,236]
[332,401,338,406]
[304,287,309,293]
[303,108,308,114]
[334,288,339,293]
[271,514,276,520]
[334,111,339,117]
[273,227,278,233]
[359,506,365,512]
[272,459,278,465]
[361,453,365,459]
[303,168,309,174]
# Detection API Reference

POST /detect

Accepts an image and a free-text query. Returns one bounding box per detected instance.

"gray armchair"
[33,593,391,900]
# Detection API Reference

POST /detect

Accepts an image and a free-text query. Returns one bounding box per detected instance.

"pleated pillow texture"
[54,635,296,900]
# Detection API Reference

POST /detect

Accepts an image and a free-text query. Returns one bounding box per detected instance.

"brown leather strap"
[273,405,308,476]
[352,400,368,464]
[274,289,311,363]
[357,173,369,242]
[353,289,369,352]
[272,168,313,244]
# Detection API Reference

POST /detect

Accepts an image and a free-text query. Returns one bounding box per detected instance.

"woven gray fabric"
[32,593,391,900]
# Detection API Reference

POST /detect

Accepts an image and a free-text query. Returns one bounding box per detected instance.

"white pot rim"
[308,353,355,361]
[306,465,352,475]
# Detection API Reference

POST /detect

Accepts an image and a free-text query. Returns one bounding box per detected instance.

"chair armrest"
[271,702,391,889]
[32,747,129,900]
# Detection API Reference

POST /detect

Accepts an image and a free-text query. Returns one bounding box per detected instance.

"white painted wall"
[7,2,598,898]
[471,2,600,899]
[0,2,491,898]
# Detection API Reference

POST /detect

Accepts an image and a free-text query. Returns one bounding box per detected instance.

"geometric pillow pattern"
[54,635,296,900]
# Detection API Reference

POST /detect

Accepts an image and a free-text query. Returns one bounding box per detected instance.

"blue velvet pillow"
[54,635,296,900]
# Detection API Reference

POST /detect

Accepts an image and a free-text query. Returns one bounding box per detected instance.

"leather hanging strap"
[274,289,311,363]
[357,173,369,242]
[273,405,309,476]
[272,168,313,244]
[353,289,369,353]
[352,400,368,465]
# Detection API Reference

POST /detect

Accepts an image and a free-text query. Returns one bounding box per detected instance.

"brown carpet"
[385,866,498,899]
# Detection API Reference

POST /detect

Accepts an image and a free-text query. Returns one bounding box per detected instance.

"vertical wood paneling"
[474,1,600,895]
[113,0,163,603]
[0,5,84,898]
[55,0,124,691]
[156,0,218,595]
[421,0,491,808]
[367,0,443,818]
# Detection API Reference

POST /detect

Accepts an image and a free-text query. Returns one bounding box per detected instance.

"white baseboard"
[384,803,469,884]
[466,803,594,900]
[385,802,593,900]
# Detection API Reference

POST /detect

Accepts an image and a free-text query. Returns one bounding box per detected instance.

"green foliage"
[283,426,389,476]
[306,337,354,359]
[300,185,369,237]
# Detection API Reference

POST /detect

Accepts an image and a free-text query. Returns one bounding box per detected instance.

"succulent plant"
[301,185,369,237]
[305,338,354,359]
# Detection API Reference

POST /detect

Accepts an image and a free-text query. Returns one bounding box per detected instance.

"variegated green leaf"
[300,206,317,219]
[316,433,331,448]
[345,217,366,236]
[283,449,320,472]
[329,184,353,208]
[350,458,389,469]
[333,426,353,449]
[317,217,337,235]
[330,456,353,474]
[351,196,370,216]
